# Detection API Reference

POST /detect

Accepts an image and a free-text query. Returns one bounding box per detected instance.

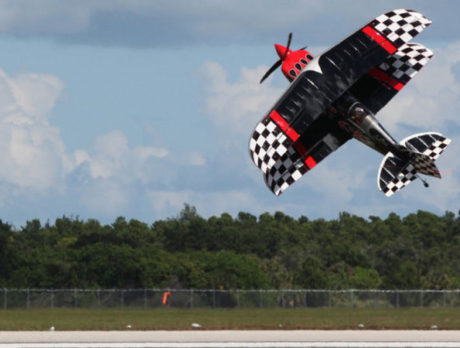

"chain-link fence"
[2,289,460,309]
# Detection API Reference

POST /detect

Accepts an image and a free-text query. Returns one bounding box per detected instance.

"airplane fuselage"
[331,93,408,159]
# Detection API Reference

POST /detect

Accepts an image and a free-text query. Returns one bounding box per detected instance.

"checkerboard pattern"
[379,43,433,84]
[371,9,431,47]
[410,152,440,178]
[402,132,451,161]
[264,147,308,196]
[379,133,451,196]
[422,138,451,160]
[382,162,418,197]
[249,116,292,173]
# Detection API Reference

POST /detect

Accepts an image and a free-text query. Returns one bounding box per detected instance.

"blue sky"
[0,0,459,226]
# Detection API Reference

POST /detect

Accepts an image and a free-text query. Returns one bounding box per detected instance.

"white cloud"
[0,68,174,199]
[9,72,64,120]
[79,130,169,182]
[0,68,176,217]
[0,69,69,191]
[202,61,284,135]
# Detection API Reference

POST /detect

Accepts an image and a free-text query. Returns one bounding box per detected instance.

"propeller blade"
[282,32,292,60]
[298,46,308,51]
[260,59,282,84]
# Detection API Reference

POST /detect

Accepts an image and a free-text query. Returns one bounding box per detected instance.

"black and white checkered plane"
[264,147,307,196]
[379,43,433,84]
[249,116,291,173]
[371,9,431,47]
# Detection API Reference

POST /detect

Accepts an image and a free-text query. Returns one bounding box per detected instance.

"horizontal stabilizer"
[378,153,418,197]
[400,132,451,161]
[410,152,440,178]
[378,132,451,196]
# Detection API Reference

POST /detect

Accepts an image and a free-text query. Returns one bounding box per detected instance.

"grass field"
[0,308,460,330]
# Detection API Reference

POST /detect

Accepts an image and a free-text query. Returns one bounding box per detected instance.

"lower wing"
[264,116,351,195]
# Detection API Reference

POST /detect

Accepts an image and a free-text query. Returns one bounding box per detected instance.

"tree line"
[0,204,459,290]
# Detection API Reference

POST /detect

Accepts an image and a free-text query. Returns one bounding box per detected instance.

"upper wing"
[349,42,433,114]
[249,9,431,173]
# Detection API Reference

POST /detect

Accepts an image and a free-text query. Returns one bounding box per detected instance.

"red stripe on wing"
[269,110,300,142]
[293,141,316,169]
[362,26,397,54]
[305,156,317,169]
[368,67,404,91]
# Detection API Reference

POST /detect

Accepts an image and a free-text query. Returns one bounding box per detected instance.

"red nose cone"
[275,44,288,59]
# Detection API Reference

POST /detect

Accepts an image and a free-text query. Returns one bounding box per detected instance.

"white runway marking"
[1,331,460,347]
[2,343,460,348]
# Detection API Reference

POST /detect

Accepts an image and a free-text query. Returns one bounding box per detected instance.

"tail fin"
[378,132,451,197]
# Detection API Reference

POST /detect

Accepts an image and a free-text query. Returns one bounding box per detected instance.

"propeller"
[259,60,282,84]
[260,33,294,84]
[283,32,292,60]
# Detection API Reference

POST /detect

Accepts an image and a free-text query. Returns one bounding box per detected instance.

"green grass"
[1,308,460,330]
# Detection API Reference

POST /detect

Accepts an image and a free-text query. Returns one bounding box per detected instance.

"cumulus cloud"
[80,130,168,181]
[0,67,190,218]
[202,61,283,135]
[0,67,175,197]
[0,69,70,192]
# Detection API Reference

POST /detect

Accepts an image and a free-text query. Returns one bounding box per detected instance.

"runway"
[1,330,460,347]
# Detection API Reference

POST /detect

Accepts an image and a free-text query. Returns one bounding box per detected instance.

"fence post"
[120,289,124,308]
[144,289,147,309]
[259,289,263,308]
[443,290,446,308]
[350,290,354,309]
[26,289,30,309]
[396,291,399,308]
[74,289,78,308]
[190,289,194,309]
[420,291,423,308]
[212,290,216,309]
[304,290,307,308]
[3,289,7,309]
[236,289,240,308]
[50,290,54,309]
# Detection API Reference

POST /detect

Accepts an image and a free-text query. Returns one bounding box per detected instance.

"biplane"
[249,9,451,197]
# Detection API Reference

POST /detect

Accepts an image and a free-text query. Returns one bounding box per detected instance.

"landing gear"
[417,174,429,188]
